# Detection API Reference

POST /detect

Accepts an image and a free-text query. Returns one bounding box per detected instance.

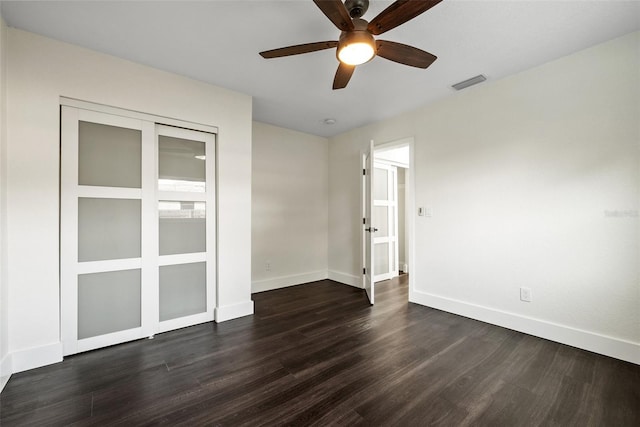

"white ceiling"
[2,1,639,137]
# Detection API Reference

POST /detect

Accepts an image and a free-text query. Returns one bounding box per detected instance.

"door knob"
[366,227,378,233]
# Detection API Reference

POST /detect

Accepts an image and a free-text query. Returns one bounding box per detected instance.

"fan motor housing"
[345,0,369,18]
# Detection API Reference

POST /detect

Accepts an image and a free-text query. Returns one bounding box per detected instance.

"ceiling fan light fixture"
[261,0,443,89]
[337,30,376,66]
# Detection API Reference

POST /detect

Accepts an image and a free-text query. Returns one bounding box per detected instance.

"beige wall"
[252,122,329,292]
[4,28,253,374]
[329,32,640,363]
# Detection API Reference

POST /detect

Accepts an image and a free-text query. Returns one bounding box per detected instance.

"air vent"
[451,74,487,91]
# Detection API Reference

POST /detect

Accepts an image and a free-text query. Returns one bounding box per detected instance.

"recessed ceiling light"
[324,118,336,125]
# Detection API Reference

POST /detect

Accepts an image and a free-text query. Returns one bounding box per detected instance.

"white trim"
[252,270,328,294]
[60,97,218,134]
[142,121,158,340]
[60,105,80,355]
[76,328,145,354]
[158,253,206,266]
[373,158,409,169]
[0,352,11,392]
[77,186,142,199]
[157,191,206,202]
[10,342,63,374]
[410,290,640,365]
[215,300,254,322]
[0,374,9,393]
[204,131,217,327]
[374,138,413,153]
[407,143,416,302]
[156,311,213,334]
[328,270,363,288]
[76,258,142,275]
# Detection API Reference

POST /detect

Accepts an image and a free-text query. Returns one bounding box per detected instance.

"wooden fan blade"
[313,0,354,31]
[260,41,338,59]
[333,63,355,89]
[376,40,437,69]
[368,0,443,36]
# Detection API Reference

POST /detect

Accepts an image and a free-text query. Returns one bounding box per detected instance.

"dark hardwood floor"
[1,276,639,426]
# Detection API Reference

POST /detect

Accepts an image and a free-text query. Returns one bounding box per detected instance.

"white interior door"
[61,105,216,356]
[362,140,375,304]
[373,162,399,282]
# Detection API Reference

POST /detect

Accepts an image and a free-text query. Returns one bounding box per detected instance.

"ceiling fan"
[260,0,443,90]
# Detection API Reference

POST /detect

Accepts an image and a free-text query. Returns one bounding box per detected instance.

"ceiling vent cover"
[452,74,487,91]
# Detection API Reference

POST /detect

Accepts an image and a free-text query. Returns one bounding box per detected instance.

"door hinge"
[363,268,366,275]
[363,168,366,176]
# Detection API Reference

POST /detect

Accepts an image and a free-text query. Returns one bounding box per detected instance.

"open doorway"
[361,137,415,305]
[373,143,409,282]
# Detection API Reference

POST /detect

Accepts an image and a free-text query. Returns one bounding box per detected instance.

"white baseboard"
[411,290,640,365]
[252,270,328,294]
[0,374,8,392]
[328,270,362,289]
[10,342,63,374]
[0,352,11,392]
[215,300,254,323]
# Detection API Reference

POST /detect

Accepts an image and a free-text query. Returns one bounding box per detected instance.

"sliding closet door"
[156,125,215,333]
[61,107,155,355]
[61,104,216,356]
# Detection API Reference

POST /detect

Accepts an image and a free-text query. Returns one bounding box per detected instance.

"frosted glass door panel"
[374,242,390,276]
[374,206,389,237]
[159,201,206,255]
[78,269,141,339]
[374,168,388,200]
[78,198,141,262]
[158,136,205,192]
[78,121,142,188]
[159,262,206,321]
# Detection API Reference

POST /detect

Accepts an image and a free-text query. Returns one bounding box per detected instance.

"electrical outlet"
[520,287,532,302]
[265,262,271,272]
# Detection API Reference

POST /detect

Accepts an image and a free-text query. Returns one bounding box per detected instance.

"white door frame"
[372,137,416,302]
[361,140,375,304]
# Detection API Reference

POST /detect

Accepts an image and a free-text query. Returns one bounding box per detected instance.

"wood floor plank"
[1,275,638,426]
